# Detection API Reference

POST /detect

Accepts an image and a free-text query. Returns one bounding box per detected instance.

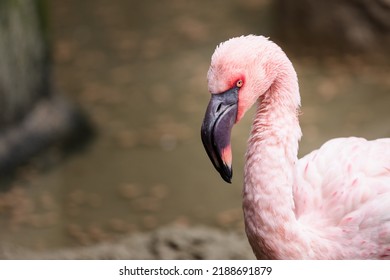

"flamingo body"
[201,35,390,259]
[293,137,390,259]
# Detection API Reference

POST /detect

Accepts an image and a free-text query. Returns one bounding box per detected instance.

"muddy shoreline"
[0,226,254,260]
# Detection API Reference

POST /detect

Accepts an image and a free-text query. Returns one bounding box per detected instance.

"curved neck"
[242,69,306,259]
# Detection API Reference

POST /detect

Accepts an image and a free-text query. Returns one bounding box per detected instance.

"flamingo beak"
[201,86,239,183]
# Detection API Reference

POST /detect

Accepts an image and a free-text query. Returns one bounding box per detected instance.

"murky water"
[0,0,389,251]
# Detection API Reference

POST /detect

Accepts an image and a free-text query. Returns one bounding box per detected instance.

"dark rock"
[0,94,93,178]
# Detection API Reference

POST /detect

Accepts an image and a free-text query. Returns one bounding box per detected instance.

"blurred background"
[0,0,389,254]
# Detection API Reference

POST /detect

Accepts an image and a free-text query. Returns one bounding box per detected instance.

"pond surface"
[0,0,389,251]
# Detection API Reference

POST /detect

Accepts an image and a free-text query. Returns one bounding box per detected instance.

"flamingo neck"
[242,71,306,259]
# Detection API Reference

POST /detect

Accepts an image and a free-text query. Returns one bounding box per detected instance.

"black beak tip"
[222,176,232,184]
[219,165,232,184]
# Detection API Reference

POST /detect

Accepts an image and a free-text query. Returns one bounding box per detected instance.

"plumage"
[201,35,390,259]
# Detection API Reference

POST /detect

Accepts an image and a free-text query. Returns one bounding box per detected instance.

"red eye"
[236,80,243,88]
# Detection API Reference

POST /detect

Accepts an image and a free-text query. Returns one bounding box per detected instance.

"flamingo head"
[201,35,283,183]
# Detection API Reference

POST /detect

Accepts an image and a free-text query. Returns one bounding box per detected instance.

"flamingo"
[200,35,390,259]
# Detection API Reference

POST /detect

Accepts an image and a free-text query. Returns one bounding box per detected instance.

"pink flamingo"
[201,35,390,259]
